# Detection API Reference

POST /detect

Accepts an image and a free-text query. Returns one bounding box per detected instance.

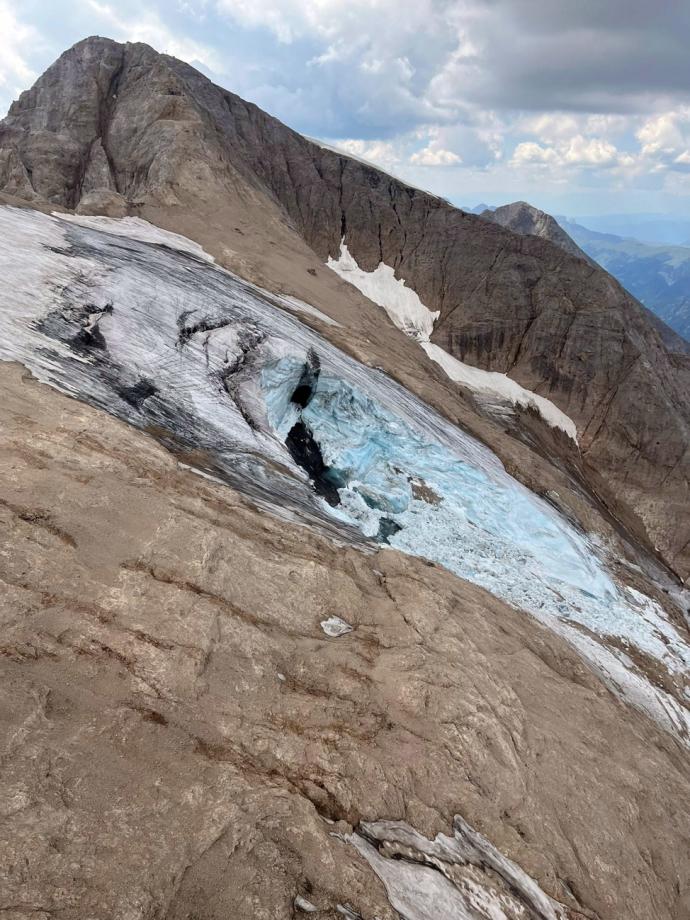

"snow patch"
[421,342,579,441]
[344,816,568,920]
[327,241,439,341]
[320,616,353,637]
[327,240,578,441]
[57,213,216,262]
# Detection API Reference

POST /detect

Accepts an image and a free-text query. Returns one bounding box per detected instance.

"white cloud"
[512,134,623,173]
[520,113,581,142]
[85,0,223,73]
[519,113,629,145]
[0,2,40,96]
[637,112,684,154]
[511,141,559,165]
[216,0,460,129]
[563,136,619,166]
[326,138,402,172]
[620,108,690,177]
[411,146,462,166]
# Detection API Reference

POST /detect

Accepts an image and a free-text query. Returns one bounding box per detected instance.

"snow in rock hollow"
[327,240,578,441]
[326,241,439,341]
[0,206,687,743]
[345,816,569,920]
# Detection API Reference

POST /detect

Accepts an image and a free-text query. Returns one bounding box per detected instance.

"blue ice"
[262,358,688,670]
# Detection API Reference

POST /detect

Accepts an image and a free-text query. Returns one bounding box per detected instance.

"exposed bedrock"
[0,363,689,920]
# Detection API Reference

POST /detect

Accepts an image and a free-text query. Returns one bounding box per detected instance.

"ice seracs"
[327,239,578,441]
[0,205,687,744]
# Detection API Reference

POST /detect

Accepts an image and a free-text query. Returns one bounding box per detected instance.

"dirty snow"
[57,213,216,262]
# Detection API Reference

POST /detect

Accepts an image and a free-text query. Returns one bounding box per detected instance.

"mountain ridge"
[479,200,594,263]
[560,216,690,342]
[482,199,690,353]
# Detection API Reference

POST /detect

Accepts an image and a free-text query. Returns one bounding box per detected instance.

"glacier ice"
[0,205,687,743]
[264,358,688,674]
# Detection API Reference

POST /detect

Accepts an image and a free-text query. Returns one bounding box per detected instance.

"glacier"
[0,205,687,743]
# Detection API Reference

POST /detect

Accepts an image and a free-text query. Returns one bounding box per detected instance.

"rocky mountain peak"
[480,200,593,262]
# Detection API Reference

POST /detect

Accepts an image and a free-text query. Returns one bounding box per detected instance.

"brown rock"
[75,187,128,216]
[0,363,688,919]
[480,200,593,262]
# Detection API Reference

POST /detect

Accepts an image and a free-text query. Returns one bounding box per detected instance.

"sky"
[3,0,690,216]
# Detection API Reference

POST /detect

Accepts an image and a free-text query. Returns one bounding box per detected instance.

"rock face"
[1,363,689,920]
[0,36,687,578]
[483,201,690,355]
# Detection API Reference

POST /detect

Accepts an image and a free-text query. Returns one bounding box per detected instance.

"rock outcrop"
[482,200,690,356]
[1,36,687,578]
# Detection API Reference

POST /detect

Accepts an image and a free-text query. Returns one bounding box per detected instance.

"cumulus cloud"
[205,0,690,204]
[0,2,41,107]
[5,0,690,210]
[411,146,462,167]
[637,109,690,157]
[85,0,223,73]
[625,108,690,177]
[512,136,622,170]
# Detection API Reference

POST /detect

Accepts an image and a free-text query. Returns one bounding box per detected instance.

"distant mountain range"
[568,213,690,247]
